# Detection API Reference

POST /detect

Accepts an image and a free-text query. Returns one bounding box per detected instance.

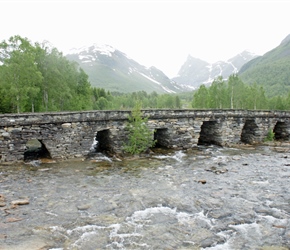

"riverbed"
[0,145,290,250]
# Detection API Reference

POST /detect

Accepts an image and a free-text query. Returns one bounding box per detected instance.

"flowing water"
[0,145,290,250]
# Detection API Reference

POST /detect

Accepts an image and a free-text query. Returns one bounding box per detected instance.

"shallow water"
[0,146,290,250]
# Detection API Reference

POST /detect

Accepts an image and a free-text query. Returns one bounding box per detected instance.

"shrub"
[123,102,155,154]
[264,130,275,142]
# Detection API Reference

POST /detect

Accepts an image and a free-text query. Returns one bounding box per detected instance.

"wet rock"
[0,237,51,250]
[38,168,50,172]
[11,199,30,205]
[0,234,7,239]
[29,160,41,167]
[206,166,228,174]
[40,158,56,164]
[0,194,6,206]
[200,236,220,248]
[77,204,91,210]
[6,217,23,223]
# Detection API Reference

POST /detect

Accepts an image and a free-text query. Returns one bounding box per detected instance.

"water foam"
[153,150,185,162]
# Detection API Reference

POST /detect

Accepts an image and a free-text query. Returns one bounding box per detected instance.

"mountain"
[172,51,257,90]
[66,44,181,93]
[239,34,290,97]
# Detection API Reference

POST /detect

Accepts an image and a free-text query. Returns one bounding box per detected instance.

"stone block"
[62,123,72,128]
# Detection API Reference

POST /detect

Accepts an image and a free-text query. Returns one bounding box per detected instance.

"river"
[0,144,289,250]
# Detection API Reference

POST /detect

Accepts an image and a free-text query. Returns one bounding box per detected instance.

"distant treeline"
[192,74,290,110]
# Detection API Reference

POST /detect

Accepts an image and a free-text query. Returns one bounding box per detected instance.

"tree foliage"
[192,74,273,110]
[0,36,93,113]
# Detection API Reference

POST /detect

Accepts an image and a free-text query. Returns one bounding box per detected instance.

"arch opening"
[241,120,259,144]
[273,121,289,141]
[198,121,222,146]
[153,128,170,148]
[90,129,112,154]
[24,139,51,161]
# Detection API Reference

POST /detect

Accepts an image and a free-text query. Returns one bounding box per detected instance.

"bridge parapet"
[1,109,289,126]
[1,109,290,163]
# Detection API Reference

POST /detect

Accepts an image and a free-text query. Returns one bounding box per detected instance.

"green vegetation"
[0,36,94,113]
[264,130,275,142]
[192,74,290,110]
[239,37,290,97]
[0,36,182,113]
[123,102,156,154]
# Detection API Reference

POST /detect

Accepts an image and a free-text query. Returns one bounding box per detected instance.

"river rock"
[0,202,6,207]
[0,194,5,201]
[200,236,220,248]
[77,204,91,210]
[6,217,23,223]
[11,199,30,205]
[206,166,228,174]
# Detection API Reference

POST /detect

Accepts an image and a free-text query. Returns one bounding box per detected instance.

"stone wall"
[1,109,290,163]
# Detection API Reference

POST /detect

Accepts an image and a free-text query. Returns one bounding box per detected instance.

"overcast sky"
[1,0,290,77]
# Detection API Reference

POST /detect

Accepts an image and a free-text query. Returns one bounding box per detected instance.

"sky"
[1,0,290,77]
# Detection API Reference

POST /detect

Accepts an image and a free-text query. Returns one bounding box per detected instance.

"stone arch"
[154,128,170,148]
[24,139,51,161]
[273,121,290,141]
[198,121,223,146]
[90,129,112,154]
[241,120,259,144]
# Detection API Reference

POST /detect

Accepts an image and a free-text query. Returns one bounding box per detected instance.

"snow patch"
[92,44,115,57]
[139,72,163,86]
[139,72,176,93]
[68,44,115,57]
[227,61,238,73]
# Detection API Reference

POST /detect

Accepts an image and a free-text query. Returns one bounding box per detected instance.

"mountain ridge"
[239,33,290,97]
[172,50,257,90]
[66,44,181,94]
[66,44,257,93]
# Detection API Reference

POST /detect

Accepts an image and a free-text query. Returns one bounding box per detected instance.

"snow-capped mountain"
[66,44,181,93]
[172,51,257,90]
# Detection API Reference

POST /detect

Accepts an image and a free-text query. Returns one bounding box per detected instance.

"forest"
[192,75,290,110]
[1,35,290,114]
[0,36,182,113]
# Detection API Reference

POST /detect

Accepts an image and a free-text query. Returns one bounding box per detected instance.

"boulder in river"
[11,199,30,205]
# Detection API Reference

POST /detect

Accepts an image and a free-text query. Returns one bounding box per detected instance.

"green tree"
[75,68,93,110]
[123,102,155,154]
[0,36,42,113]
[227,74,246,109]
[208,76,228,108]
[192,84,209,108]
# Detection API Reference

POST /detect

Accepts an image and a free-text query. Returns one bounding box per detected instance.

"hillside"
[66,44,181,93]
[239,34,290,97]
[172,51,257,90]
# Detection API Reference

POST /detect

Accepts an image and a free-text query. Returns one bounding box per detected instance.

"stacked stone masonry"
[1,109,290,163]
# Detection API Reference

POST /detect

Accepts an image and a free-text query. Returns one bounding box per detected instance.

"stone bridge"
[1,109,290,163]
